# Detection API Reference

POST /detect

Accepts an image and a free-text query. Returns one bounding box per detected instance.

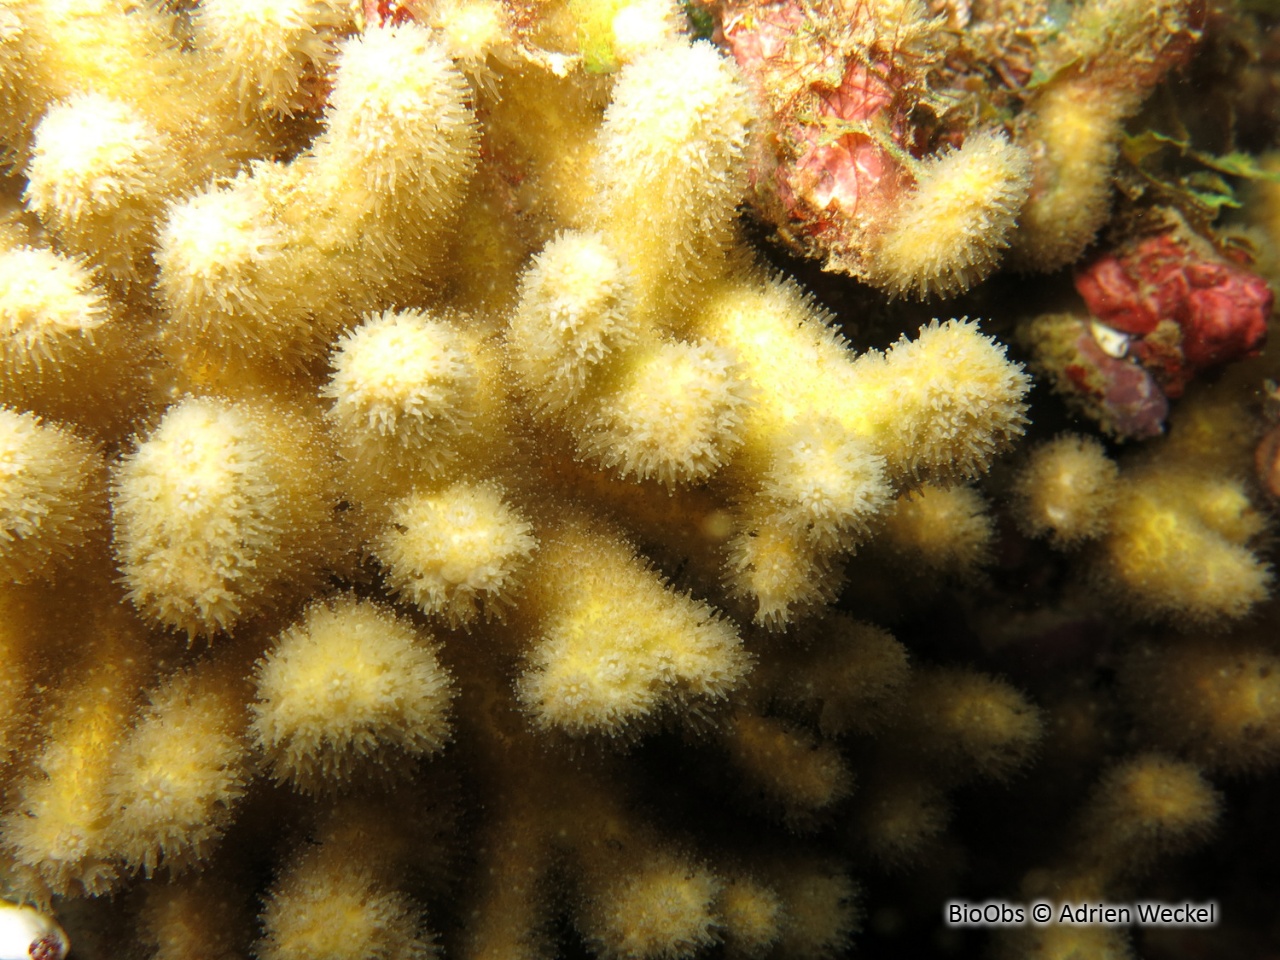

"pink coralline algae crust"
[718,0,913,270]
[1075,232,1273,396]
[783,62,899,218]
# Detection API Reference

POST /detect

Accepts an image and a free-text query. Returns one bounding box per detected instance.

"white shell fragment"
[0,902,68,960]
[1089,318,1131,359]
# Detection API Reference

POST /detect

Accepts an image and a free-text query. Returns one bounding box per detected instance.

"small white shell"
[1089,318,1131,359]
[0,902,68,960]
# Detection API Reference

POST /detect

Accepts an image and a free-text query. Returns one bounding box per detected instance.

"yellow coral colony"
[0,408,105,582]
[871,129,1032,298]
[0,1,1265,959]
[111,396,339,638]
[1011,434,1119,549]
[155,17,478,369]
[1011,0,1201,270]
[251,597,453,790]
[1008,403,1274,625]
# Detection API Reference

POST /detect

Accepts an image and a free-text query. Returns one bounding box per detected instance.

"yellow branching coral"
[578,846,722,960]
[696,280,1029,489]
[156,23,479,366]
[854,773,950,870]
[153,172,300,358]
[506,230,638,411]
[1,598,159,899]
[719,708,854,825]
[876,484,995,580]
[763,858,860,960]
[592,40,755,323]
[755,416,891,551]
[855,319,1031,486]
[0,246,136,428]
[992,753,1221,960]
[1012,80,1130,273]
[717,873,782,959]
[1076,754,1221,876]
[1011,434,1119,548]
[1121,639,1280,773]
[103,662,250,877]
[111,396,339,638]
[251,596,454,791]
[724,502,846,628]
[139,874,254,960]
[194,0,354,118]
[509,230,750,487]
[323,307,480,486]
[0,0,224,165]
[320,23,477,214]
[871,130,1032,299]
[418,0,515,80]
[0,408,105,582]
[0,1,1259,956]
[1007,411,1273,629]
[23,93,180,286]
[516,519,748,736]
[691,274,1025,625]
[257,841,435,960]
[755,614,910,737]
[691,272,853,444]
[899,668,1043,782]
[0,585,51,766]
[1095,461,1272,625]
[577,338,749,487]
[375,480,538,627]
[1011,0,1200,270]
